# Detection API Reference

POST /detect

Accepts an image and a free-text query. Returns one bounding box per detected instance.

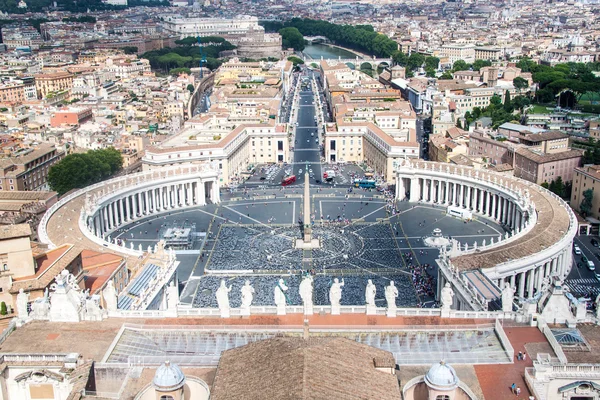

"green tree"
[439,71,453,80]
[0,302,6,316]
[48,148,123,195]
[580,188,594,217]
[122,46,138,55]
[513,76,529,92]
[287,56,305,66]
[472,59,492,71]
[392,51,408,67]
[425,68,436,78]
[279,27,305,51]
[407,53,425,71]
[169,67,192,76]
[424,56,440,70]
[504,90,513,112]
[452,60,469,72]
[187,84,195,93]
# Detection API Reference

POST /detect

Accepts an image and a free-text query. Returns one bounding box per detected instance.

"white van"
[574,244,582,255]
[588,260,596,271]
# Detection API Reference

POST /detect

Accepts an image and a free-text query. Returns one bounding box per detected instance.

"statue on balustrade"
[365,279,376,307]
[241,280,255,309]
[440,283,454,310]
[216,280,232,317]
[501,284,515,312]
[16,289,29,320]
[385,281,398,311]
[329,278,344,308]
[299,275,313,315]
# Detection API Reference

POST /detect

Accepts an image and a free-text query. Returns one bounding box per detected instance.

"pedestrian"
[523,353,527,361]
[511,383,516,394]
[516,387,521,396]
[518,351,522,361]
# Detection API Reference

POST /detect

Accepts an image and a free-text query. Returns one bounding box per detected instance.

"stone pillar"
[409,178,419,202]
[518,271,525,298]
[486,191,491,216]
[503,197,509,224]
[118,198,124,225]
[125,196,131,221]
[459,184,464,208]
[429,179,434,203]
[107,203,114,229]
[437,180,441,203]
[137,192,143,215]
[132,193,138,217]
[444,181,449,204]
[491,194,497,220]
[510,274,516,288]
[527,268,535,298]
[144,191,150,214]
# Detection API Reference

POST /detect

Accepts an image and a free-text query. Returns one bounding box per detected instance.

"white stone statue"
[501,284,515,312]
[365,279,376,307]
[166,281,178,311]
[595,294,600,320]
[49,270,83,322]
[216,280,232,318]
[299,275,314,315]
[16,288,29,320]
[329,278,344,315]
[440,283,454,311]
[385,281,399,317]
[103,281,118,312]
[84,296,104,321]
[240,280,254,315]
[274,278,288,315]
[30,297,50,320]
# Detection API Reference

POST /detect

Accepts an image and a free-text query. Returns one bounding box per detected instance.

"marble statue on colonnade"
[240,280,254,316]
[365,279,376,315]
[16,288,29,322]
[274,278,288,315]
[385,281,398,317]
[103,281,118,312]
[330,278,344,315]
[299,275,313,315]
[216,280,232,318]
[502,284,515,313]
[441,283,455,312]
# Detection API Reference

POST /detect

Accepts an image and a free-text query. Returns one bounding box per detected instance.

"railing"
[551,364,600,376]
[0,320,16,346]
[1,353,68,363]
[524,367,544,400]
[495,319,515,363]
[539,321,568,364]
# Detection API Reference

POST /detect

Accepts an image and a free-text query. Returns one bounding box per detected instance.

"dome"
[153,361,185,391]
[424,361,459,391]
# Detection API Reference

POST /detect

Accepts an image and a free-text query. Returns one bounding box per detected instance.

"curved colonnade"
[39,166,220,257]
[396,161,577,311]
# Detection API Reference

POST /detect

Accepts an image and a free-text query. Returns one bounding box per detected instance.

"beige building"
[0,224,35,310]
[513,147,583,185]
[439,44,476,64]
[34,71,73,99]
[0,144,65,191]
[571,165,600,220]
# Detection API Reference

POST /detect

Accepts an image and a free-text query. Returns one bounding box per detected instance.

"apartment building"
[0,144,65,191]
[571,165,600,220]
[0,77,36,104]
[34,71,73,99]
[439,44,476,64]
[474,47,503,61]
[513,147,582,185]
[50,107,93,127]
[142,120,289,184]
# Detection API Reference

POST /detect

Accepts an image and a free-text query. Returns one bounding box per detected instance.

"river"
[302,43,360,60]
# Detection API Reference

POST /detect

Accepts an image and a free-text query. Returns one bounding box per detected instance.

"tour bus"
[281,175,297,186]
[354,179,376,189]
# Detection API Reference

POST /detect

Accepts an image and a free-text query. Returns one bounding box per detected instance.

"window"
[435,396,450,400]
[159,396,174,400]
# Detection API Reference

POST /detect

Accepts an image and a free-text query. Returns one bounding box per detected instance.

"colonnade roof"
[441,170,571,271]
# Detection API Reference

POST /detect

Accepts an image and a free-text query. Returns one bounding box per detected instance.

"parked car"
[574,244,582,255]
[588,260,596,271]
[592,239,598,247]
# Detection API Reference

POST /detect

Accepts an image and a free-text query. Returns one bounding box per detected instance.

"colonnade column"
[444,181,449,204]
[518,271,526,298]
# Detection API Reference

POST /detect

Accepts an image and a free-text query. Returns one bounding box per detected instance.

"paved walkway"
[475,326,546,400]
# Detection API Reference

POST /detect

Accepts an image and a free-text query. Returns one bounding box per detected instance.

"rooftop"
[0,223,31,240]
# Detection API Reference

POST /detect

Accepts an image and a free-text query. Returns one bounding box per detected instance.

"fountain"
[423,228,451,249]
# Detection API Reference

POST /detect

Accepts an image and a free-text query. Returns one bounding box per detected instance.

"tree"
[456,119,463,129]
[439,71,453,80]
[407,53,425,71]
[472,59,492,71]
[187,84,195,93]
[0,302,6,316]
[122,46,138,55]
[287,56,305,66]
[48,148,123,195]
[169,67,192,76]
[279,27,305,51]
[580,188,594,217]
[392,51,408,67]
[513,76,529,92]
[424,56,440,70]
[452,59,469,72]
[504,90,513,112]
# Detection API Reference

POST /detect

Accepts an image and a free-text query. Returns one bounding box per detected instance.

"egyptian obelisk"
[303,167,312,243]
